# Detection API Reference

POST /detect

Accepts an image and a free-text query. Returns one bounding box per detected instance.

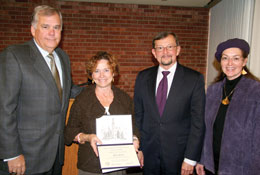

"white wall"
[248,0,260,78]
[206,0,255,87]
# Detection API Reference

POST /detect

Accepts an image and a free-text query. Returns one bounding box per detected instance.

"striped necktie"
[47,53,62,100]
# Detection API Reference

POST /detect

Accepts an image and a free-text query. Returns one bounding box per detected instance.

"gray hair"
[152,31,179,48]
[31,5,63,29]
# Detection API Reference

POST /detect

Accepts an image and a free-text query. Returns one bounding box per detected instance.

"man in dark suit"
[134,32,205,175]
[0,5,81,175]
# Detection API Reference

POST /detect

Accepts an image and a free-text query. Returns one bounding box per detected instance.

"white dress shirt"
[155,62,177,97]
[34,39,63,87]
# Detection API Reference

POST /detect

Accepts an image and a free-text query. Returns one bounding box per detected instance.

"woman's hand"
[74,133,102,157]
[74,133,85,144]
[87,134,102,157]
[196,163,205,175]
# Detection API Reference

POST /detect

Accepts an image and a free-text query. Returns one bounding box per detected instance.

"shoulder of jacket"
[207,81,222,90]
[137,65,158,78]
[179,64,202,77]
[240,77,260,96]
[140,65,157,73]
[113,86,131,99]
[5,41,31,53]
[55,47,67,55]
[77,85,95,98]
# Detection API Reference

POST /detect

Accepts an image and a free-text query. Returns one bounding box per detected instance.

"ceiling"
[64,0,216,8]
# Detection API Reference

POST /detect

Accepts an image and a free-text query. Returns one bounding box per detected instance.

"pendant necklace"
[221,85,235,105]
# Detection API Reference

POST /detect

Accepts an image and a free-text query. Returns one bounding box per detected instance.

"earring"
[92,80,95,84]
[242,68,247,75]
[112,77,114,82]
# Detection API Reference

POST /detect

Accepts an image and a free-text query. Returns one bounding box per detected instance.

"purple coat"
[200,76,260,175]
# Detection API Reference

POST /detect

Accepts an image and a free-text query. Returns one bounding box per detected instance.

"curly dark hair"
[86,51,119,80]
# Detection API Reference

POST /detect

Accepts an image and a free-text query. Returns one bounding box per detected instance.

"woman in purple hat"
[196,38,260,175]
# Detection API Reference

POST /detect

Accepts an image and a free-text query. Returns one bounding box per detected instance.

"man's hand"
[7,155,26,175]
[137,151,144,168]
[181,161,194,175]
[133,136,140,153]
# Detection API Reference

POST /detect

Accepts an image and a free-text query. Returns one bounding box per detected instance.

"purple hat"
[215,38,250,62]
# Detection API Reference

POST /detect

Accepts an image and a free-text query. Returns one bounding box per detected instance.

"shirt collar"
[158,62,177,74]
[33,39,56,57]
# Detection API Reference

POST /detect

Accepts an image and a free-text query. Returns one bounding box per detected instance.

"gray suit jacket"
[0,40,80,174]
[134,63,205,174]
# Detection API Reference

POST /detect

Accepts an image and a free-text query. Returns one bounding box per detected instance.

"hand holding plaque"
[96,115,140,173]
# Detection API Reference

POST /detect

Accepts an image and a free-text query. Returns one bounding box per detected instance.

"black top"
[213,75,242,173]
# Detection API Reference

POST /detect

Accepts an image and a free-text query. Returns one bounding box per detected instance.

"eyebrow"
[222,54,242,57]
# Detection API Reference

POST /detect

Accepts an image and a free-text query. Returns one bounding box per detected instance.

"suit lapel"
[56,49,69,109]
[147,66,161,119]
[28,40,62,104]
[163,63,184,114]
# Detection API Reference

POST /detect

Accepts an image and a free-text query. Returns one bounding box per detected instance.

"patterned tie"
[156,71,170,116]
[47,53,62,100]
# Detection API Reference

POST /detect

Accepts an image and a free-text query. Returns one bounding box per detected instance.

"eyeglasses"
[154,45,177,52]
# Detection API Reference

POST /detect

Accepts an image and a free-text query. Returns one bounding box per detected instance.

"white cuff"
[4,155,20,162]
[184,158,196,166]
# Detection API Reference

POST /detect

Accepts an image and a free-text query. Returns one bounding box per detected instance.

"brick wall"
[0,0,209,97]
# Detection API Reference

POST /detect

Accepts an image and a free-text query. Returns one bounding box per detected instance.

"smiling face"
[152,34,181,70]
[92,59,114,89]
[31,13,61,53]
[221,48,248,80]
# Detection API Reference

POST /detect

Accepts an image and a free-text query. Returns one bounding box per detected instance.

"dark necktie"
[47,53,62,100]
[156,71,170,116]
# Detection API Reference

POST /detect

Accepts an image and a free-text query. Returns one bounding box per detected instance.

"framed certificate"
[98,144,140,169]
[96,115,140,172]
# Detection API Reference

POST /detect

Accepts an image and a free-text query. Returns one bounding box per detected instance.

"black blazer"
[134,63,205,173]
[0,40,81,174]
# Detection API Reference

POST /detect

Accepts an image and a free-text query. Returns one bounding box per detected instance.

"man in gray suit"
[134,32,205,175]
[0,5,81,175]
